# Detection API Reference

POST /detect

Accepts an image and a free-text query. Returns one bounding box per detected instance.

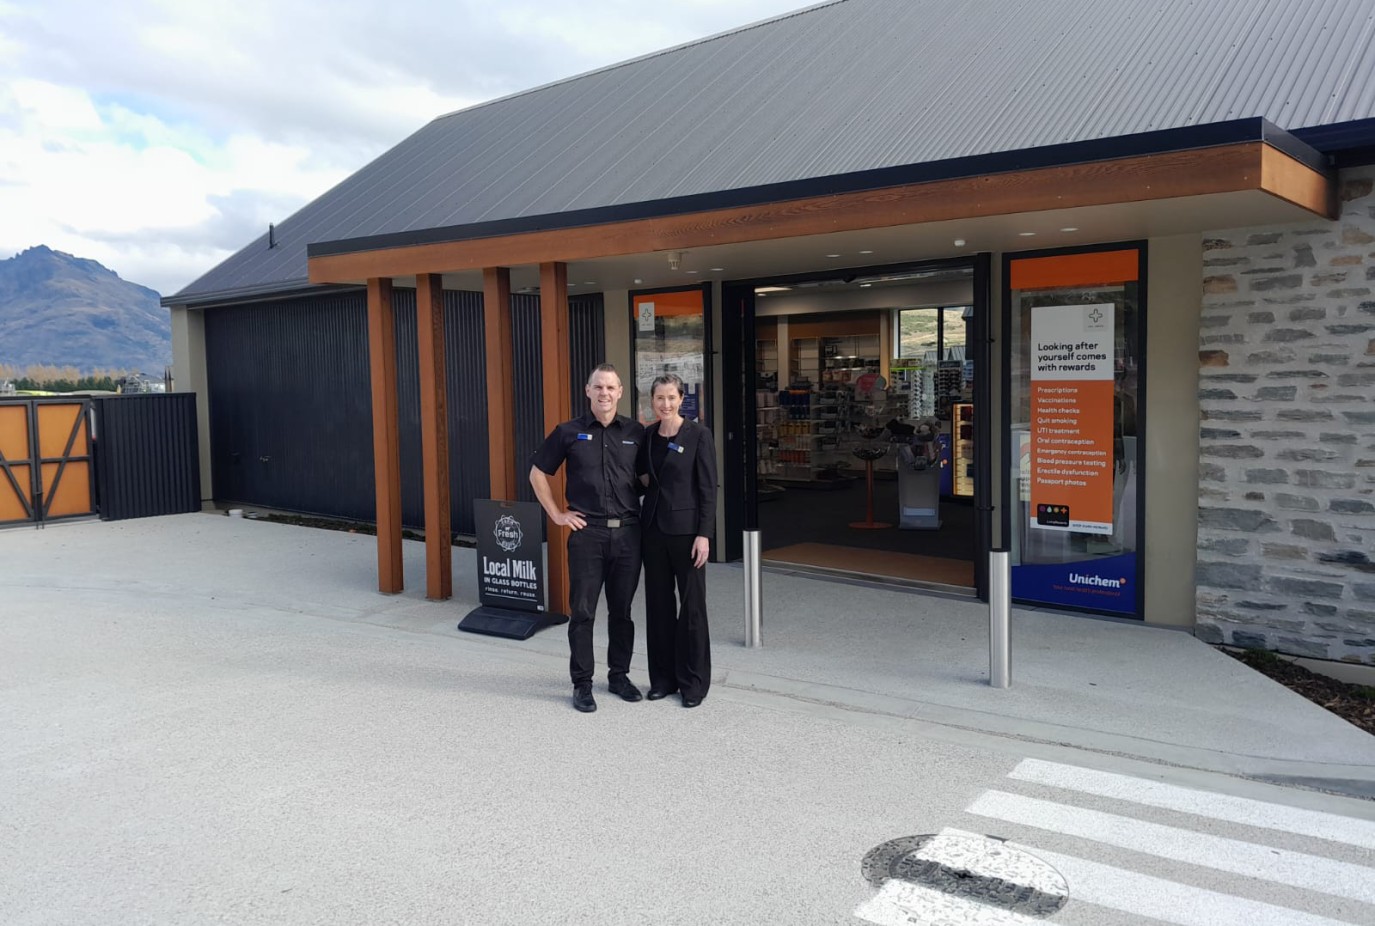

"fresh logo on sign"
[494,514,524,553]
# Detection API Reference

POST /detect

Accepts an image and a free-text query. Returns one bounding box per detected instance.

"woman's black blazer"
[638,418,718,537]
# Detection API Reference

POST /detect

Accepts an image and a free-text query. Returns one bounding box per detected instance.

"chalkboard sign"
[459,499,567,640]
[474,499,545,611]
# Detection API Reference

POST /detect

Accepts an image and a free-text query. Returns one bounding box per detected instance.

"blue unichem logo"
[1068,572,1126,589]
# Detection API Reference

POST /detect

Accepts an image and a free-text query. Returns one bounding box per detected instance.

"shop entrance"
[722,256,993,595]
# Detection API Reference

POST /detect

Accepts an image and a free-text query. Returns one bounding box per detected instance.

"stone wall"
[1195,166,1375,665]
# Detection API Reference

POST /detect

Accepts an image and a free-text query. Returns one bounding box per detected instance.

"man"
[530,363,646,713]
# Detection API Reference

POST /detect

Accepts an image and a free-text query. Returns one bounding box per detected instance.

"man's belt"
[582,516,639,528]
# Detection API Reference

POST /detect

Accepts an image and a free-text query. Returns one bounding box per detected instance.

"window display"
[1006,247,1143,618]
[631,287,709,424]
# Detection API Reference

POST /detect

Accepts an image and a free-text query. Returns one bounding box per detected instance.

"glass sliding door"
[1004,245,1145,618]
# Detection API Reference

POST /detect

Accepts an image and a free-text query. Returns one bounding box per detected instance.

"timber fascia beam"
[308,140,1334,284]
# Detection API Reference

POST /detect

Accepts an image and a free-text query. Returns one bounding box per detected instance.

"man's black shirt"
[532,412,644,519]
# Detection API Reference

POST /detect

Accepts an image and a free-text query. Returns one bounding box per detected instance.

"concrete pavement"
[5,513,1375,925]
[4,513,1373,790]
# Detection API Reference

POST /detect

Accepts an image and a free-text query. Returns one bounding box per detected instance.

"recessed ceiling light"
[754,285,791,294]
[633,278,643,284]
[1019,231,1037,237]
[825,253,842,258]
[1060,227,1079,233]
[685,270,699,274]
[953,239,966,247]
[859,250,874,255]
[584,281,596,286]
[860,283,873,288]
[709,267,724,272]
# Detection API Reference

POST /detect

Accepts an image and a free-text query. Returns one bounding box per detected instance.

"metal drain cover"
[861,832,1069,919]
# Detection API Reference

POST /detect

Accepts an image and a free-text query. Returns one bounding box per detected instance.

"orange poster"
[1029,304,1115,534]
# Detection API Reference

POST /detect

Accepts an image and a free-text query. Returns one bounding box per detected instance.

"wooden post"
[483,267,517,501]
[416,273,451,600]
[366,277,403,593]
[540,261,572,617]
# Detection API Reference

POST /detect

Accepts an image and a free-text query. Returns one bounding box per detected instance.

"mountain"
[0,246,171,374]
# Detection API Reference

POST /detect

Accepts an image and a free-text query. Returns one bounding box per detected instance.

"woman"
[638,373,717,708]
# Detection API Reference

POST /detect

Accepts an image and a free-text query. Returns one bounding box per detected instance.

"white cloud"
[0,0,809,295]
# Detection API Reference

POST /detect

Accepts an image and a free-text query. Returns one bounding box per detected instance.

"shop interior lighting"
[825,253,842,258]
[1019,231,1037,237]
[953,239,966,247]
[754,285,792,293]
[1060,227,1079,232]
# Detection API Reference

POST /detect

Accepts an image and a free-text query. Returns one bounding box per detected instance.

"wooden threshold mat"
[764,542,975,588]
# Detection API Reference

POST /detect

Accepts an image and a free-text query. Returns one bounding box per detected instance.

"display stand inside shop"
[849,427,892,529]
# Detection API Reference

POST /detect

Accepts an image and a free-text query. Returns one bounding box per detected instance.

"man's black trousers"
[566,523,642,686]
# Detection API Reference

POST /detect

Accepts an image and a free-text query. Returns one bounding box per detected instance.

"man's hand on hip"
[552,509,587,530]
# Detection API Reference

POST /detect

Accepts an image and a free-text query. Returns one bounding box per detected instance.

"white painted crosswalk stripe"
[1008,758,1375,850]
[856,761,1375,925]
[855,878,1048,926]
[966,790,1375,905]
[942,827,1366,926]
[909,830,1068,898]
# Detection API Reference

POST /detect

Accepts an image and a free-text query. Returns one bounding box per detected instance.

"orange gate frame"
[0,399,95,525]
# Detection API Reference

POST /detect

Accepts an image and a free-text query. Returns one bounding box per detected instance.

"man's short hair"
[587,363,619,384]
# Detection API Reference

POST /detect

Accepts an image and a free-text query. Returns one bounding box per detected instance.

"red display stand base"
[849,455,892,530]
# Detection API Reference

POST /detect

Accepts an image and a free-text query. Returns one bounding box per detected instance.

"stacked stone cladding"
[1195,166,1375,664]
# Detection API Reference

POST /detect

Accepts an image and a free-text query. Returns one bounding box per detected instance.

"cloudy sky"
[0,0,810,296]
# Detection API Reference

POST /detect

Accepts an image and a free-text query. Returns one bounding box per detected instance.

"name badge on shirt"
[668,442,685,454]
[576,433,593,441]
[622,440,636,445]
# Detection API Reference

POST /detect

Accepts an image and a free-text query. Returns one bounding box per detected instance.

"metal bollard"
[989,549,1011,688]
[743,530,763,648]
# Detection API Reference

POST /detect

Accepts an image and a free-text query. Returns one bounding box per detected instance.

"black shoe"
[681,695,703,709]
[608,677,643,702]
[572,684,597,713]
[646,686,678,701]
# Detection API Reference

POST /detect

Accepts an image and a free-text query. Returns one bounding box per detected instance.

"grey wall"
[170,306,212,502]
[1145,236,1204,627]
[1194,166,1375,664]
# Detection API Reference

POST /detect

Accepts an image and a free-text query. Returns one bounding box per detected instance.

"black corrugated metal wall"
[203,288,603,535]
[93,394,201,521]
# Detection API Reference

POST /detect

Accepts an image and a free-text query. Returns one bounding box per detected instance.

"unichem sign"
[1069,572,1124,589]
[1014,552,1138,618]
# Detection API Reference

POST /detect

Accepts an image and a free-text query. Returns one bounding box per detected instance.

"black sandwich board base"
[458,606,569,641]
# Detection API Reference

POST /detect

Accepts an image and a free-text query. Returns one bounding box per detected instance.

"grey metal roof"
[172,0,1375,304]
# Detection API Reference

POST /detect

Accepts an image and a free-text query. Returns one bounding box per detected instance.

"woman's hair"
[649,373,686,398]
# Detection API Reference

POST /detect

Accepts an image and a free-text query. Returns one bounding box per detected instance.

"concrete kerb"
[5,512,1373,798]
